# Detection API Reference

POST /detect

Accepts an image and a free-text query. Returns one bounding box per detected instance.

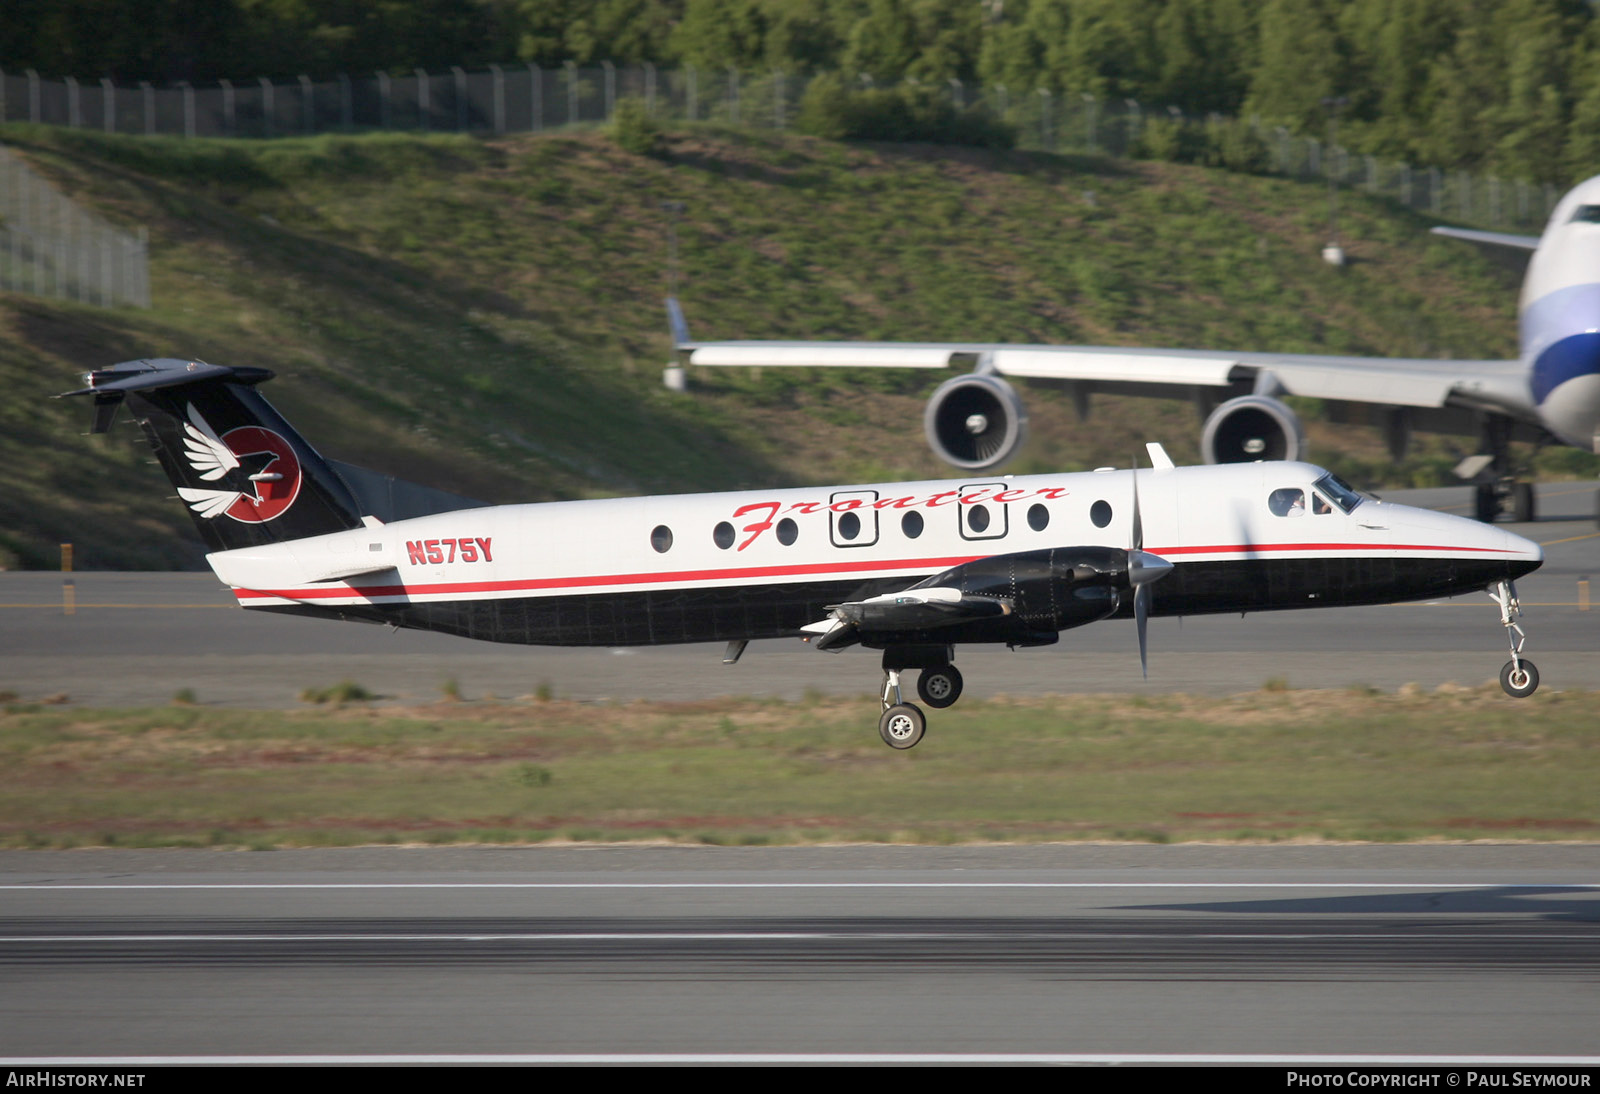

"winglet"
[666,296,690,347]
[1145,442,1176,470]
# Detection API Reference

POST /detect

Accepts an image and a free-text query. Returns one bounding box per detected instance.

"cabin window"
[1027,504,1049,531]
[1269,488,1307,517]
[713,521,735,549]
[650,525,673,553]
[1090,500,1112,528]
[777,518,798,545]
[959,482,1009,541]
[902,511,924,539]
[830,490,879,547]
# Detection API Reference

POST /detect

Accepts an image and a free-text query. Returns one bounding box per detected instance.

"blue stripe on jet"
[1520,281,1600,405]
[1532,331,1600,405]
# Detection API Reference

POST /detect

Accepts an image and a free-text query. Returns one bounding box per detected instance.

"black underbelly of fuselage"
[251,552,1539,649]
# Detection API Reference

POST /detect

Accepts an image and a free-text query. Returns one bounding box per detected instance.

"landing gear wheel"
[916,665,964,709]
[1474,483,1497,523]
[1512,482,1536,523]
[878,703,927,749]
[1499,660,1539,698]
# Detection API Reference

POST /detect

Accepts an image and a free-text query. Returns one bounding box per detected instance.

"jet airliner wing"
[682,340,1533,418]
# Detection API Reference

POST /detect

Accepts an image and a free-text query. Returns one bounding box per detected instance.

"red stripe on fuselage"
[231,542,1520,604]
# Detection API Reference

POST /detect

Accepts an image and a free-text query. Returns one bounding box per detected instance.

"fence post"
[1037,88,1051,150]
[378,72,391,129]
[416,68,429,132]
[179,81,195,138]
[338,73,352,130]
[219,78,233,135]
[1125,99,1141,153]
[950,77,964,111]
[687,65,697,121]
[260,77,274,138]
[299,74,313,134]
[996,84,1007,119]
[728,67,739,125]
[603,60,615,120]
[66,76,80,128]
[644,62,656,115]
[489,64,504,134]
[565,61,578,126]
[100,77,114,132]
[1400,163,1411,207]
[1083,93,1096,153]
[27,70,39,124]
[774,70,785,128]
[140,81,153,134]
[452,66,467,131]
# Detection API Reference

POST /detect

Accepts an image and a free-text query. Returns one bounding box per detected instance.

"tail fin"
[62,358,365,552]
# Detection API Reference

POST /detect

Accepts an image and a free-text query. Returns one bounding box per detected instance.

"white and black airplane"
[674,175,1600,525]
[65,357,1543,748]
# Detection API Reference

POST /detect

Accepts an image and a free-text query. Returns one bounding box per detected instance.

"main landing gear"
[1490,579,1539,698]
[877,649,963,749]
[1469,416,1537,524]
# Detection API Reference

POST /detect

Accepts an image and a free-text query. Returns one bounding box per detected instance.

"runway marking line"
[5,1054,1600,1065]
[4,882,1597,890]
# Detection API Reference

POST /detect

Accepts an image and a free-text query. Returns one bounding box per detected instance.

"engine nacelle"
[1200,394,1307,464]
[923,374,1028,471]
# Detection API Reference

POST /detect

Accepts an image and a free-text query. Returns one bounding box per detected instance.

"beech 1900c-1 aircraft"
[65,358,1544,749]
[674,175,1600,526]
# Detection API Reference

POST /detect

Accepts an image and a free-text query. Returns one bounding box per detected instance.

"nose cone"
[1389,503,1543,581]
[1499,526,1544,578]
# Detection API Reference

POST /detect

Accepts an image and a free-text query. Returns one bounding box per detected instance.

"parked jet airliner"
[65,358,1542,748]
[675,176,1600,526]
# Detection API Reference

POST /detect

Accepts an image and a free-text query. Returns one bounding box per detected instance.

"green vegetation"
[1,687,1596,847]
[3,121,1565,569]
[12,1,1600,183]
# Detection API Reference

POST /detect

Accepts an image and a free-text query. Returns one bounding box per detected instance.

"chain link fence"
[0,63,1563,299]
[0,142,150,308]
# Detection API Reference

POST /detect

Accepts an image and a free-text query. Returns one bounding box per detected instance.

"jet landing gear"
[1490,579,1539,698]
[877,649,962,749]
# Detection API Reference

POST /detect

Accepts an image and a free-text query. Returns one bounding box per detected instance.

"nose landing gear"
[1489,579,1539,698]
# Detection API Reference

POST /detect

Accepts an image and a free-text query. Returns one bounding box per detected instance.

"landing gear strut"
[876,647,961,748]
[1470,417,1537,523]
[879,670,926,750]
[1489,579,1539,698]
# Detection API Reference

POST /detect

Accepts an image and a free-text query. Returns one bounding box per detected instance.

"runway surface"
[1,845,1597,1063]
[2,483,1596,707]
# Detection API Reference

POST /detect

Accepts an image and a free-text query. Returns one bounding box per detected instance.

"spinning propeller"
[1127,456,1174,678]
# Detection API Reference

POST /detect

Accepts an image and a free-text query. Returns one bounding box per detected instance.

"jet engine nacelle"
[1200,394,1307,464]
[923,373,1028,471]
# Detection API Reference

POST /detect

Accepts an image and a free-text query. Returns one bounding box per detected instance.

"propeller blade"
[1135,584,1151,679]
[1130,461,1143,554]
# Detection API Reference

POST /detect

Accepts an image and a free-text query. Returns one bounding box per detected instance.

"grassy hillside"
[0,122,1542,569]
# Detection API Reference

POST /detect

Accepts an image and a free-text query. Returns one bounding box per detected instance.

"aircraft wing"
[682,340,1534,419]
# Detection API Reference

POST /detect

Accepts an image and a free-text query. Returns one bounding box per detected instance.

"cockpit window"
[1313,473,1362,514]
[1268,487,1307,517]
[1571,204,1600,224]
[1312,493,1333,516]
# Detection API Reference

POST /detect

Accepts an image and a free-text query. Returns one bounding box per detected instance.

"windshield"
[1313,472,1363,514]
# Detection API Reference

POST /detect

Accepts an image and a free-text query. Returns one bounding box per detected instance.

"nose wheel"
[1489,580,1539,698]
